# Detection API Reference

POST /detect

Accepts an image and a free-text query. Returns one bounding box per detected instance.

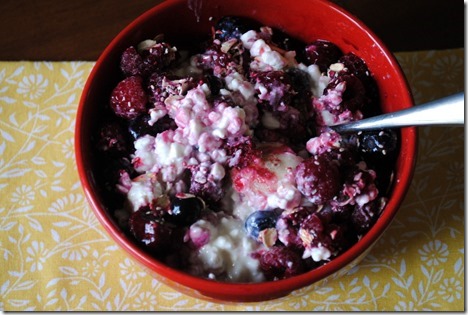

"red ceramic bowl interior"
[75,0,417,303]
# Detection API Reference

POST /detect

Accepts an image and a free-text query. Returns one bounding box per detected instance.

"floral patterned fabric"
[0,48,464,311]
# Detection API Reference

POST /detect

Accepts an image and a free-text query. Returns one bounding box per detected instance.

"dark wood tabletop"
[0,0,463,61]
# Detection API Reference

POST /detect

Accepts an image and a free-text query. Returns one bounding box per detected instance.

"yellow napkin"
[0,49,464,311]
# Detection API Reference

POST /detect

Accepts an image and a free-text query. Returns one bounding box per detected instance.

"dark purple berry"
[189,178,225,210]
[120,46,144,77]
[337,53,371,82]
[300,212,351,255]
[244,209,282,240]
[333,53,380,114]
[129,208,173,253]
[295,156,341,205]
[96,121,129,155]
[285,68,312,96]
[98,157,135,208]
[110,76,148,120]
[195,42,241,77]
[253,246,305,280]
[188,162,227,210]
[250,70,295,111]
[325,74,368,112]
[204,74,224,96]
[140,41,177,74]
[128,114,176,140]
[351,198,386,234]
[305,39,343,72]
[276,206,317,250]
[166,193,205,226]
[270,28,306,61]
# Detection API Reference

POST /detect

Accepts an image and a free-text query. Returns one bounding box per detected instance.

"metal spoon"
[331,92,465,134]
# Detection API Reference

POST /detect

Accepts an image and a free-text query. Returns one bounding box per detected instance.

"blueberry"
[244,209,282,240]
[214,16,259,41]
[357,129,398,158]
[357,129,399,194]
[166,193,205,226]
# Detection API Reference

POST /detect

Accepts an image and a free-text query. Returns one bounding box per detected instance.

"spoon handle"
[331,92,465,133]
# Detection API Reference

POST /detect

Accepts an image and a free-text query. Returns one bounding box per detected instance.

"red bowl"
[75,0,417,303]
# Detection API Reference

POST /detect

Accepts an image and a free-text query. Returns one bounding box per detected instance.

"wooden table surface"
[0,0,463,61]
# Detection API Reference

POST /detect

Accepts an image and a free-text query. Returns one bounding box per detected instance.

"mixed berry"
[93,16,399,282]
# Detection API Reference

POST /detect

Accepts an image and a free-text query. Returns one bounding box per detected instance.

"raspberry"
[110,76,148,120]
[120,46,144,77]
[129,207,173,253]
[304,39,343,73]
[253,246,304,280]
[331,163,379,213]
[295,155,341,205]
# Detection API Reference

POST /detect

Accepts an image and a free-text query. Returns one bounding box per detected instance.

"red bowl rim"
[75,0,417,302]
